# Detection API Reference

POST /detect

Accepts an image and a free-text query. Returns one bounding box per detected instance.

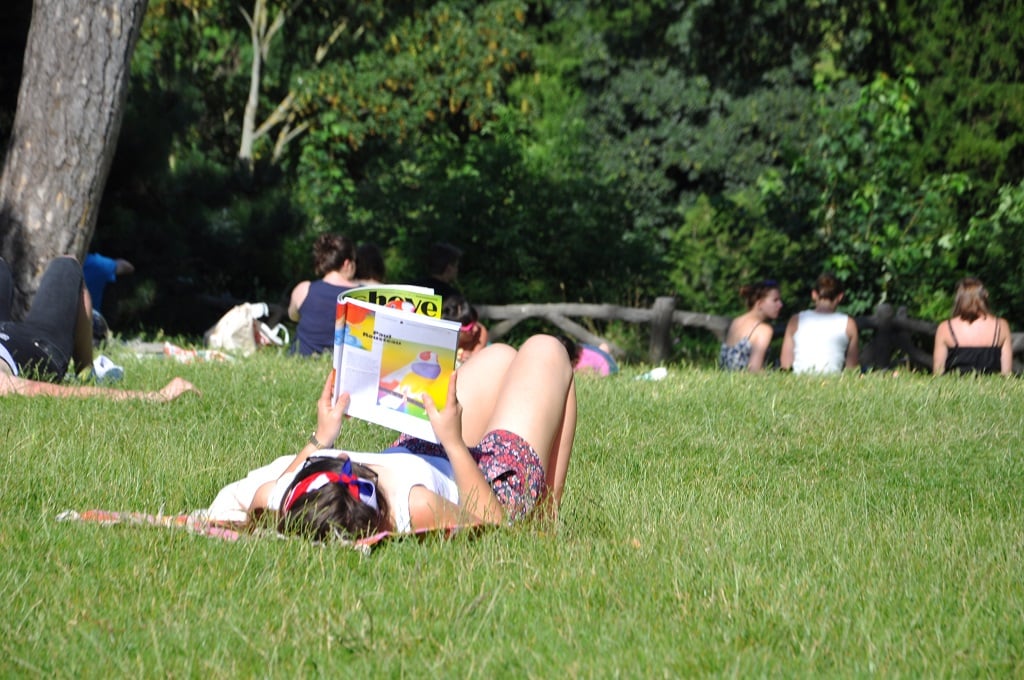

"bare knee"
[519,335,574,372]
[519,334,564,353]
[458,342,516,382]
[476,342,517,362]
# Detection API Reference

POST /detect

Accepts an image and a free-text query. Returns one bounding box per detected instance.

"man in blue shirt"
[82,252,134,314]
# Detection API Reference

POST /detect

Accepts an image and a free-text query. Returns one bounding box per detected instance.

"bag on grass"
[255,321,289,348]
[205,302,286,356]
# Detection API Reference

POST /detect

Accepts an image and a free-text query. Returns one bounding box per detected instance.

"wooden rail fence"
[477,297,1024,371]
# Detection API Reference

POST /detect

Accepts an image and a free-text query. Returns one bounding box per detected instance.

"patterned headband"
[282,459,378,513]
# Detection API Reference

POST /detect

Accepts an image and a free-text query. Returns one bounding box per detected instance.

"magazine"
[331,289,459,443]
[339,284,443,318]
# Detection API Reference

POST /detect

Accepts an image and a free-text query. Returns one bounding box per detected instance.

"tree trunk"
[0,0,148,314]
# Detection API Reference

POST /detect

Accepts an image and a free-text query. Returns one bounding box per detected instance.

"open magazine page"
[329,282,441,407]
[332,297,459,443]
[341,284,443,318]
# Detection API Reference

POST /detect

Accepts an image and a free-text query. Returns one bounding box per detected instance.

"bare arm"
[472,324,489,352]
[779,316,798,370]
[424,371,505,525]
[407,485,473,531]
[288,281,310,322]
[250,370,351,513]
[932,322,950,375]
[746,324,773,372]
[72,284,94,374]
[114,258,135,276]
[844,317,860,369]
[999,318,1013,375]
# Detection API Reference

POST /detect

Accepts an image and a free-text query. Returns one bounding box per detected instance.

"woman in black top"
[932,277,1012,375]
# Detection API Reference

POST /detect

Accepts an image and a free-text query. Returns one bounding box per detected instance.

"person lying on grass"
[0,256,197,402]
[206,334,577,539]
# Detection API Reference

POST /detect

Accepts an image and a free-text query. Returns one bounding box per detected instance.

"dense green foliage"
[7,0,1021,336]
[3,352,1024,674]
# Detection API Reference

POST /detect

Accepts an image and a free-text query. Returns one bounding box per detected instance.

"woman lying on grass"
[206,334,577,540]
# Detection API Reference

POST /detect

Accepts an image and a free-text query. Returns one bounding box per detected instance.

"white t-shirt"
[791,310,851,374]
[204,450,458,533]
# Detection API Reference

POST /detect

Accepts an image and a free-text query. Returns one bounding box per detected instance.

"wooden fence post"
[648,296,676,364]
[859,304,896,370]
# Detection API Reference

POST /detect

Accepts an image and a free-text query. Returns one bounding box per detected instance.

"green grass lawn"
[3,346,1023,676]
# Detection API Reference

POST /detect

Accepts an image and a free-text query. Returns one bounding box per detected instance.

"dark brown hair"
[312,233,356,277]
[355,242,386,282]
[277,458,389,541]
[813,273,844,301]
[426,242,462,276]
[738,280,779,309]
[442,294,474,325]
[556,335,581,367]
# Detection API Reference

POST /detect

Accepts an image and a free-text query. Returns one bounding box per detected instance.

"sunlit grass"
[2,346,1022,676]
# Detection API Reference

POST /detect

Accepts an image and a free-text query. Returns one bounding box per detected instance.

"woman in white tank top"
[780,273,859,374]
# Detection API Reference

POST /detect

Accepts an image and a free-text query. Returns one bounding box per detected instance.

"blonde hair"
[951,277,991,323]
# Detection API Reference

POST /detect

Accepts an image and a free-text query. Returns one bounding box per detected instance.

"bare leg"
[482,335,576,512]
[25,256,92,379]
[543,377,577,515]
[453,342,517,445]
[0,257,13,322]
[72,284,93,374]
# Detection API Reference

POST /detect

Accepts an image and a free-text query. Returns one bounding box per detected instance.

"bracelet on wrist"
[308,432,331,450]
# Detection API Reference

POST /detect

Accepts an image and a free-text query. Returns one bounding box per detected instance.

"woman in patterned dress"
[719,280,783,372]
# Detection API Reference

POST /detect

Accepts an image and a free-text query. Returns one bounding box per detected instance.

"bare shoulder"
[750,321,775,345]
[406,484,438,531]
[288,280,312,319]
[407,484,461,532]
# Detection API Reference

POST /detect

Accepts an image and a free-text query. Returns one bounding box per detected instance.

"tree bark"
[0,0,148,314]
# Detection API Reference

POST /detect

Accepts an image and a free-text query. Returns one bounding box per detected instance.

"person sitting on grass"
[289,233,360,356]
[719,279,783,372]
[411,241,463,301]
[354,242,386,284]
[780,273,859,374]
[442,294,489,366]
[205,334,577,540]
[932,276,1013,376]
[0,256,197,401]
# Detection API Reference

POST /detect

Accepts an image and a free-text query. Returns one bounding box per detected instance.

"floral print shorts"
[389,430,544,522]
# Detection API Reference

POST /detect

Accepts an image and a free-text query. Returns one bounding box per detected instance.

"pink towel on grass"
[56,509,480,553]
